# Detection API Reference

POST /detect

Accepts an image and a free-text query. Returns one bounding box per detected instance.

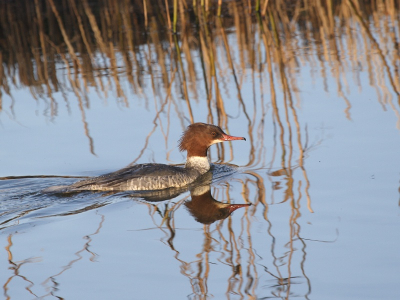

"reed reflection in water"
[0,0,400,299]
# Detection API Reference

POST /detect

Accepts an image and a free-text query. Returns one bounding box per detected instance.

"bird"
[45,123,246,192]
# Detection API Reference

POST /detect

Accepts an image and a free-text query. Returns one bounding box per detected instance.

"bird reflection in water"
[184,184,251,225]
[124,170,250,225]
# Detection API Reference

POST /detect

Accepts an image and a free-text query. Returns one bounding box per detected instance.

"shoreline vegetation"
[0,0,398,113]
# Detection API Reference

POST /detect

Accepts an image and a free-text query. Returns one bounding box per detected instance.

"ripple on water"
[0,164,240,232]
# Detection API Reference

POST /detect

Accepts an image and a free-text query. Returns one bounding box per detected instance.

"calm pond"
[1,0,400,299]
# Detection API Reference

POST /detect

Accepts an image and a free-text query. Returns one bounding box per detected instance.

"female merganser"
[57,123,245,192]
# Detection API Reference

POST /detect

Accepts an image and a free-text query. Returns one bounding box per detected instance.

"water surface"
[1,1,400,299]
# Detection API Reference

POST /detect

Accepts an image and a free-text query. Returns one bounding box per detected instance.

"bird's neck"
[185,156,210,174]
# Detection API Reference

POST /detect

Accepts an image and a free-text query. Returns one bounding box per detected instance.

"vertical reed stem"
[262,0,269,16]
[143,0,148,27]
[165,0,171,29]
[173,0,178,33]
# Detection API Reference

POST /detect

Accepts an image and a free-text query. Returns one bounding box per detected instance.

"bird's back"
[66,163,202,191]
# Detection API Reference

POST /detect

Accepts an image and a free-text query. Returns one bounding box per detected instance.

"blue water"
[1,5,400,299]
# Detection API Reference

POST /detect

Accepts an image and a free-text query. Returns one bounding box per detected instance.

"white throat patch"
[186,156,210,174]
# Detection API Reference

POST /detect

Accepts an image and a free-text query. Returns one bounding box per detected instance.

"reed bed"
[1,0,399,298]
[0,0,398,111]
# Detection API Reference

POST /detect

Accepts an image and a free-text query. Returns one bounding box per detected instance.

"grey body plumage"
[66,163,202,191]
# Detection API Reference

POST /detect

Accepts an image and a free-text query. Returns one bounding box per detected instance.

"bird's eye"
[211,132,216,137]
